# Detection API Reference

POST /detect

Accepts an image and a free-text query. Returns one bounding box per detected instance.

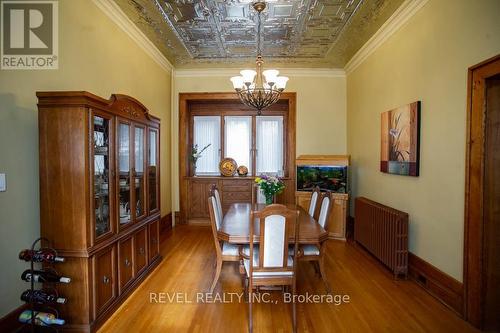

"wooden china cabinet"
[37,91,161,332]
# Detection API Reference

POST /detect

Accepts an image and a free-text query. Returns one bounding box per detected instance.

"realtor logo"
[1,0,58,69]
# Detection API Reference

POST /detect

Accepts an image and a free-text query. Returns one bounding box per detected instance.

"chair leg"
[239,259,245,275]
[319,255,331,294]
[210,258,222,293]
[248,280,253,333]
[311,261,320,276]
[244,277,249,301]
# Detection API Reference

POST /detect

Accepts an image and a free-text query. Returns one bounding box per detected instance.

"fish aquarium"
[296,165,348,193]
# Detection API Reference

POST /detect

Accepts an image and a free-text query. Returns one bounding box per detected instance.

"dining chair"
[308,186,321,218]
[208,190,242,293]
[243,204,300,333]
[210,184,223,218]
[299,191,332,292]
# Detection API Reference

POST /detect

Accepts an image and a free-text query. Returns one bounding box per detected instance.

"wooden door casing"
[464,54,500,327]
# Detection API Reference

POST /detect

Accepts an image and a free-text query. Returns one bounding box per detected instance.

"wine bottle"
[21,289,67,304]
[21,270,71,284]
[18,310,65,326]
[19,249,65,263]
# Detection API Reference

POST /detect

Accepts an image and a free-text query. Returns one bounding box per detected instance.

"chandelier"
[230,1,289,115]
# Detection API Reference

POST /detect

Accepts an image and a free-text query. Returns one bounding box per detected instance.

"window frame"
[189,109,289,177]
[191,115,222,175]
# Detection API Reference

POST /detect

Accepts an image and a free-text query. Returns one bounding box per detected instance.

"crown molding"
[344,0,429,75]
[174,68,345,78]
[92,0,173,73]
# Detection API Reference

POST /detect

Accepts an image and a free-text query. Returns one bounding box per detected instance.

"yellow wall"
[171,73,347,211]
[0,0,171,316]
[347,0,500,281]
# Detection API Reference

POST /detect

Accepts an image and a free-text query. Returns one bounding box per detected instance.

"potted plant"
[190,143,211,175]
[255,175,285,205]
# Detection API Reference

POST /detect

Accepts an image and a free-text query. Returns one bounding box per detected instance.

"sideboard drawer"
[223,191,251,202]
[223,185,250,192]
[222,179,252,188]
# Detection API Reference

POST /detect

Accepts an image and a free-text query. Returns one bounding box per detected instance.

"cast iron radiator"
[354,197,409,278]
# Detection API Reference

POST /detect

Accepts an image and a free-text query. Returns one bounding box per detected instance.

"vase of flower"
[254,175,285,205]
[264,193,274,205]
[190,143,211,175]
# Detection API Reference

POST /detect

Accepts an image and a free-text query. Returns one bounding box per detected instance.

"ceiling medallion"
[230,1,288,115]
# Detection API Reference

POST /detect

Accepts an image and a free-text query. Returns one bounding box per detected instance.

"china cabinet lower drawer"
[134,227,148,275]
[149,220,160,262]
[118,236,134,293]
[93,245,116,316]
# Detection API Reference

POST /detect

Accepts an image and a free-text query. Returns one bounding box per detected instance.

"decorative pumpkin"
[237,165,248,176]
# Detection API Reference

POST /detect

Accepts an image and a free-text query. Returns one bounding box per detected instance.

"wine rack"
[18,237,68,332]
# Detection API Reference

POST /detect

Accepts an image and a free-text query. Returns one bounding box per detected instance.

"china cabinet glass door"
[133,125,146,220]
[148,128,159,213]
[93,113,113,239]
[117,120,132,227]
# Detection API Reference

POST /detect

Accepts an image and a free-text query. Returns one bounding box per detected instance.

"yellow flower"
[255,177,261,183]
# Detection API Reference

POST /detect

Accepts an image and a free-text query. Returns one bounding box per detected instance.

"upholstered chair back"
[317,192,333,229]
[249,204,299,275]
[213,187,223,221]
[207,195,222,255]
[308,186,321,217]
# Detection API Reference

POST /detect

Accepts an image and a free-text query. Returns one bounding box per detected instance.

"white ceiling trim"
[175,68,346,78]
[344,0,429,75]
[92,0,173,73]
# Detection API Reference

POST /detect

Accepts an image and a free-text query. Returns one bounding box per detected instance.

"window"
[224,116,252,174]
[191,114,286,176]
[256,116,283,175]
[193,116,221,175]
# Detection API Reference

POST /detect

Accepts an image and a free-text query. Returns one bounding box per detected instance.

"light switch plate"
[0,173,5,192]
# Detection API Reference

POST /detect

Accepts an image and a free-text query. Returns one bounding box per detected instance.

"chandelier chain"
[257,10,262,56]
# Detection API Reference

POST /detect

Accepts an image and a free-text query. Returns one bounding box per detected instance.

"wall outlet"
[0,173,6,192]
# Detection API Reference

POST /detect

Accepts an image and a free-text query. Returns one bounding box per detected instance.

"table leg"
[319,242,332,294]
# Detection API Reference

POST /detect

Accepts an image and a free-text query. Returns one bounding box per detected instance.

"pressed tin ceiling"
[114,0,404,68]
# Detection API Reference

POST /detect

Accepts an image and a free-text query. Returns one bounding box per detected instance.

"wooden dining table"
[217,203,329,245]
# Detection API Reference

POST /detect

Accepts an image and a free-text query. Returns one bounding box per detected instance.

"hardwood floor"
[98,225,477,333]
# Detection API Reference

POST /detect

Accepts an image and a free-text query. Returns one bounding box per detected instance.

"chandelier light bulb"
[262,69,279,84]
[230,76,245,89]
[240,70,257,84]
[275,76,289,89]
